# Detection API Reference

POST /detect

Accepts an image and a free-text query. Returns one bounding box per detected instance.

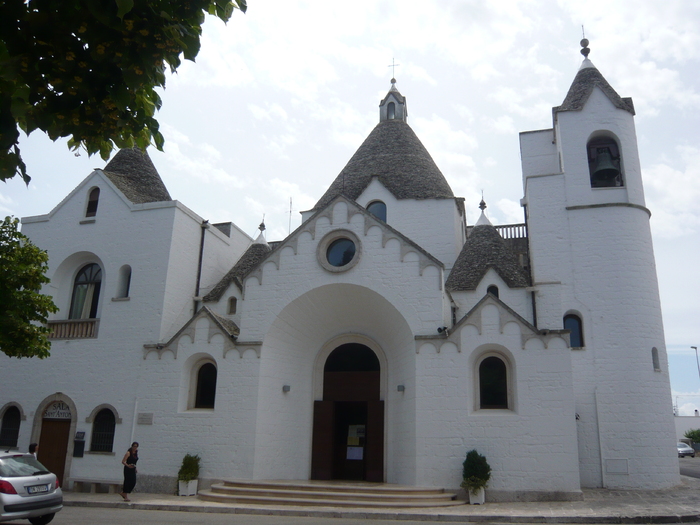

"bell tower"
[520,40,678,489]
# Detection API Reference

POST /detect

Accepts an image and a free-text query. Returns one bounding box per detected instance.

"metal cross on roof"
[388,58,400,79]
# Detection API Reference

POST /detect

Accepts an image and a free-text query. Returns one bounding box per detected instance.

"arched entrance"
[36,400,72,486]
[311,343,384,481]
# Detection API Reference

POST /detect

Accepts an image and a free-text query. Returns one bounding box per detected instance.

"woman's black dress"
[122,452,138,493]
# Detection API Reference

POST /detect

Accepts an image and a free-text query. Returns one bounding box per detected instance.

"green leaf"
[116,0,135,19]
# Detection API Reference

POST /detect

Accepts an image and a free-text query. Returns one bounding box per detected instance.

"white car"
[0,452,62,524]
[677,442,696,458]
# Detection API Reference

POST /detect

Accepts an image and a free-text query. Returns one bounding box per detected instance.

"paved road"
[679,456,700,478]
[2,506,463,525]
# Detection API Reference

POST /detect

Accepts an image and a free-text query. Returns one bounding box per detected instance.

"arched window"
[195,363,217,409]
[86,187,100,217]
[0,406,21,448]
[387,102,395,120]
[69,263,102,319]
[587,137,623,188]
[90,409,116,452]
[487,285,499,298]
[366,201,387,222]
[116,265,131,298]
[479,356,508,409]
[228,297,237,315]
[652,347,660,372]
[564,314,584,348]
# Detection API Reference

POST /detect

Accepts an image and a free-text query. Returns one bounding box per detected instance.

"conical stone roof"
[555,59,635,115]
[103,148,172,203]
[313,119,454,210]
[446,224,529,291]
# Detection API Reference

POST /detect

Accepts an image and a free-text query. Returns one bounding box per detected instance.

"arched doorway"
[37,400,72,486]
[311,343,384,481]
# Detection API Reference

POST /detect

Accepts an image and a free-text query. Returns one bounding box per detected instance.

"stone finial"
[580,38,590,58]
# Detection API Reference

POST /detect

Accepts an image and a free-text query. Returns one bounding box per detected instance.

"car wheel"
[28,513,55,525]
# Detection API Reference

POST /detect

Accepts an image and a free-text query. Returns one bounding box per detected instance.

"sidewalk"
[63,476,700,523]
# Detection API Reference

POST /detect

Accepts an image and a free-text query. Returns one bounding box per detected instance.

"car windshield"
[0,455,50,477]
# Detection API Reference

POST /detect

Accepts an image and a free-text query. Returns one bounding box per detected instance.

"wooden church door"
[311,343,384,482]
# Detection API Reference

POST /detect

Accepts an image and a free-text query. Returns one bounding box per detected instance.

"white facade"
[0,53,679,500]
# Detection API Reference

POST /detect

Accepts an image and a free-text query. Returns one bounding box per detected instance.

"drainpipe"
[523,203,538,328]
[193,220,209,313]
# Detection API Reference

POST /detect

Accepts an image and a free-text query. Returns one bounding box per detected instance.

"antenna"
[288,198,292,235]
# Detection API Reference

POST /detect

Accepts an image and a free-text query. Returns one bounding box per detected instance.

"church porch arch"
[251,283,415,484]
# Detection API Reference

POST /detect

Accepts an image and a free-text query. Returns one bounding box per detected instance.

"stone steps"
[198,479,463,508]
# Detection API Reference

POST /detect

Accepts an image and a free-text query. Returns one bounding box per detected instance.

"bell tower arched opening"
[311,343,384,481]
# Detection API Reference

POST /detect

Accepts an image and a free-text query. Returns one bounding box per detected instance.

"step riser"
[220,481,445,496]
[198,493,462,508]
[210,486,454,502]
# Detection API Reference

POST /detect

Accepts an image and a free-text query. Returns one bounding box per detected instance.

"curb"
[63,500,700,523]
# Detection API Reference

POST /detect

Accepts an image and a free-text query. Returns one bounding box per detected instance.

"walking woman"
[119,442,139,501]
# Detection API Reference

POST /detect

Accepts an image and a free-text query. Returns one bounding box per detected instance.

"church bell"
[591,147,620,186]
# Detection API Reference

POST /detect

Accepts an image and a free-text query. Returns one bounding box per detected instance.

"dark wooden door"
[365,400,384,482]
[311,401,334,480]
[37,419,71,485]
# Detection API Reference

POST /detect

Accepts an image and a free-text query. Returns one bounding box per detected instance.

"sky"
[2,0,699,412]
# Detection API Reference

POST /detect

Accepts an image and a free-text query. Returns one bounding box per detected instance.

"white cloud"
[644,145,700,238]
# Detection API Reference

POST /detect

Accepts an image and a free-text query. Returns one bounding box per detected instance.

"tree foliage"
[684,429,700,443]
[0,0,247,183]
[0,216,58,358]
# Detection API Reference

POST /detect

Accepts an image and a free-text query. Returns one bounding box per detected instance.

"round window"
[317,230,361,273]
[326,238,356,267]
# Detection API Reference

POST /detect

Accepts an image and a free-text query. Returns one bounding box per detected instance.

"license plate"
[27,484,49,494]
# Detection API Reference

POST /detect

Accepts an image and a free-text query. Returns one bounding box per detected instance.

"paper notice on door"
[347,446,363,460]
[347,436,360,446]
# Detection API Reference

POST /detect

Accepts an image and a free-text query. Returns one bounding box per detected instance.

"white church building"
[0,42,679,500]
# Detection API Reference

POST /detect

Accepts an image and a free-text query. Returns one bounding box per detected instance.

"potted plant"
[461,449,491,505]
[177,454,200,496]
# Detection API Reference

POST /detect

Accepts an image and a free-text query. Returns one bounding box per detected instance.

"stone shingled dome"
[103,148,172,203]
[313,119,454,210]
[446,224,529,291]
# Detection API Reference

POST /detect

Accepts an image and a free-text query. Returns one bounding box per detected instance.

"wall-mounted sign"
[137,413,154,425]
[75,431,85,440]
[43,401,71,420]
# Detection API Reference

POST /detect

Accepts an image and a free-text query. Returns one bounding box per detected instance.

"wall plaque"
[137,413,154,425]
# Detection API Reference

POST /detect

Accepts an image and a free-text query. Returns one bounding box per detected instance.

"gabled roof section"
[203,241,272,302]
[554,59,635,116]
[455,293,538,335]
[312,119,454,211]
[142,306,239,359]
[446,223,529,291]
[239,195,444,288]
[102,148,172,204]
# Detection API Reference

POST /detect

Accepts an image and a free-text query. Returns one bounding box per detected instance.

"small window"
[479,356,508,409]
[0,406,21,448]
[70,263,102,319]
[564,314,584,348]
[652,347,660,372]
[487,285,499,298]
[366,201,387,222]
[90,409,116,452]
[195,363,217,409]
[387,102,395,120]
[228,297,237,315]
[117,265,131,298]
[86,188,100,217]
[587,137,623,188]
